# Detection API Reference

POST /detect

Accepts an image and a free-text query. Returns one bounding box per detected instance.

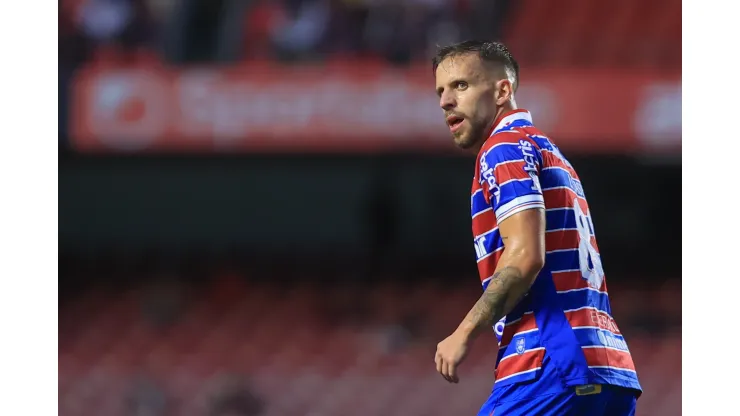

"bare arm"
[434,207,546,383]
[457,207,546,339]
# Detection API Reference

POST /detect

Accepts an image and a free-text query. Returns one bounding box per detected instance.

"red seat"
[503,0,680,68]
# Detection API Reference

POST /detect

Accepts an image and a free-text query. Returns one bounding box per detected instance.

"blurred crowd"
[59,0,510,67]
[59,0,171,66]
[59,0,682,73]
[239,0,509,64]
[60,0,681,70]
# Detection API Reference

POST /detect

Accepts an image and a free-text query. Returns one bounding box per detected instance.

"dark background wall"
[59,153,680,283]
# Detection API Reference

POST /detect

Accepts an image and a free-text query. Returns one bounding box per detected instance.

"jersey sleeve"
[478,138,545,223]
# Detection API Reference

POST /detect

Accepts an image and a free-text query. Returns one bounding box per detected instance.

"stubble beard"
[453,123,485,150]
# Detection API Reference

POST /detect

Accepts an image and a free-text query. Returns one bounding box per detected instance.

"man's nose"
[440,93,455,111]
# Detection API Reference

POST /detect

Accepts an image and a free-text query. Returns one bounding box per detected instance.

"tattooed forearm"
[460,266,530,335]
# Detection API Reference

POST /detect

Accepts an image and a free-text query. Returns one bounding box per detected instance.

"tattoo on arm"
[463,266,530,333]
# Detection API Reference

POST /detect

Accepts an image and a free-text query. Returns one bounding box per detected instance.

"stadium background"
[58,0,681,415]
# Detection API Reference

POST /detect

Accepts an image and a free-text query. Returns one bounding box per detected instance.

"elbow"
[529,253,546,276]
[523,252,545,279]
[511,248,545,281]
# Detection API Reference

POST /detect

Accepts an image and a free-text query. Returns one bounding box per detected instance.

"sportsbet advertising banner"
[69,62,681,154]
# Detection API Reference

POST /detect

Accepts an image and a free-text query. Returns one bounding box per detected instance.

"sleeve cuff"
[495,194,545,223]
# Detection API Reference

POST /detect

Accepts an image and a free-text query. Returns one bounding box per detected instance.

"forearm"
[457,254,542,339]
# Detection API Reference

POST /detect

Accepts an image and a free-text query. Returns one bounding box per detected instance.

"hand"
[434,329,473,383]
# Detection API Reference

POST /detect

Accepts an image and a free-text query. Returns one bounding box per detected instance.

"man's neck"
[472,104,517,153]
[492,103,518,130]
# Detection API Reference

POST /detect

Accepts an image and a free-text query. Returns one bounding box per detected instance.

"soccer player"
[432,41,643,415]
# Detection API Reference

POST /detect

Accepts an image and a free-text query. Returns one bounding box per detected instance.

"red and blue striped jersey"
[471,109,642,396]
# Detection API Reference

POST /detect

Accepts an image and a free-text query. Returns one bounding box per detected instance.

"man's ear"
[495,79,514,106]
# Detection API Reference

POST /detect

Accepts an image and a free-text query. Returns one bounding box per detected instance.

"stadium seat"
[60,276,681,415]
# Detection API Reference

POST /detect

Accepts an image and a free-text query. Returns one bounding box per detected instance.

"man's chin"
[453,134,476,150]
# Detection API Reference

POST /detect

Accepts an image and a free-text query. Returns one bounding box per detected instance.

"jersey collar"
[489,109,533,137]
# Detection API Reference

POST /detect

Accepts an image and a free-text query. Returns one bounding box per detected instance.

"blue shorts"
[477,383,638,416]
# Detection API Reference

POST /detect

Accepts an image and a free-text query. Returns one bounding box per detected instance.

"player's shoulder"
[480,129,528,154]
[476,129,542,168]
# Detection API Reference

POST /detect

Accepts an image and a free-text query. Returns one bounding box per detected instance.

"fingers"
[436,353,450,382]
[448,362,459,384]
[435,352,449,382]
[444,361,459,383]
[435,352,459,383]
[442,361,452,383]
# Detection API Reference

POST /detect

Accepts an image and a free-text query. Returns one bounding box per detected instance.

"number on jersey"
[573,199,604,290]
[474,235,487,259]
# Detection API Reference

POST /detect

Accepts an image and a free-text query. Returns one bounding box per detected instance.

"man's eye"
[456,82,468,90]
